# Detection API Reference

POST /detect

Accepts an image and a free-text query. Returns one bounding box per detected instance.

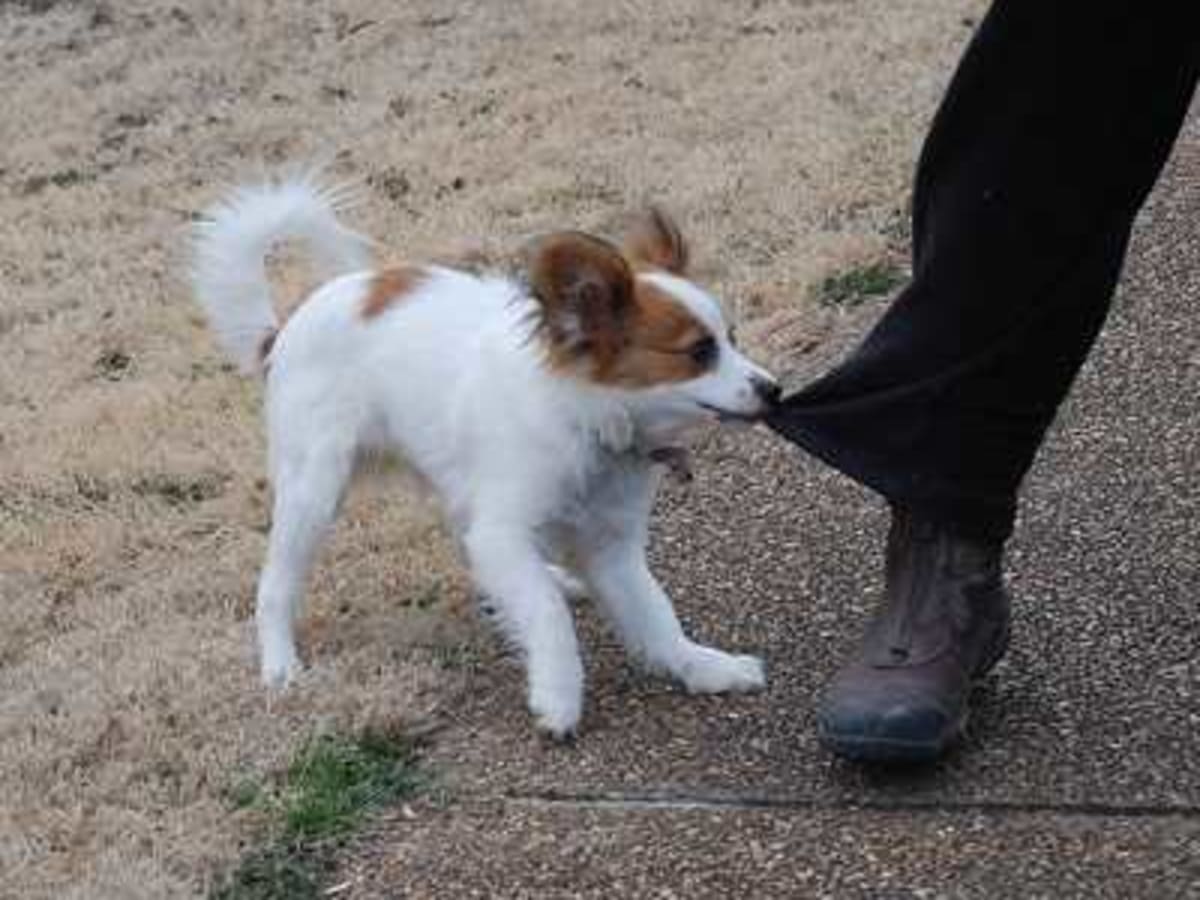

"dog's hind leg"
[256,437,355,687]
[463,518,584,738]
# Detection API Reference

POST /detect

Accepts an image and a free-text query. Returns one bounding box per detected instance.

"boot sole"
[818,727,960,764]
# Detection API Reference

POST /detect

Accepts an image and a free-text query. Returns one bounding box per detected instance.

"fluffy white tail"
[190,174,373,373]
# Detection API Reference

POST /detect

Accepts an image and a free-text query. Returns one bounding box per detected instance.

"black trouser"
[767,1,1200,542]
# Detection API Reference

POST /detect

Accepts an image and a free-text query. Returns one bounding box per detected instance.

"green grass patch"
[281,730,421,842]
[212,849,325,900]
[211,729,423,900]
[816,261,906,308]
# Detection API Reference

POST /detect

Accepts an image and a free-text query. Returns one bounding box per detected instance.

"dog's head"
[526,209,779,437]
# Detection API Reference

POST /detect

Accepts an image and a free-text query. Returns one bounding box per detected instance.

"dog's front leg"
[576,467,765,694]
[582,539,765,694]
[463,520,584,738]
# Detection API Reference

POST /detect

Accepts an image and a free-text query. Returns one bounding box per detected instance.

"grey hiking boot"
[817,508,1011,763]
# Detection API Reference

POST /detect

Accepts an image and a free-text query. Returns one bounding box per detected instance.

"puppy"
[191,175,780,737]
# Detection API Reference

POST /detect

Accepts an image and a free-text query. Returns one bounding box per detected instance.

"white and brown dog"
[191,175,780,737]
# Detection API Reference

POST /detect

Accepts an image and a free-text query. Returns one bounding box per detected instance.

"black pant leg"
[767,0,1200,540]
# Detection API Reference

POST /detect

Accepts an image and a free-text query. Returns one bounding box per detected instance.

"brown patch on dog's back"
[361,265,427,320]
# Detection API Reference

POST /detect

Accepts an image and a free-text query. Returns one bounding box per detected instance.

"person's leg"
[771,0,1198,539]
[767,0,1199,761]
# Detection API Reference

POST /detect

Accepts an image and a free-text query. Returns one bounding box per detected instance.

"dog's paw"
[528,681,583,740]
[676,644,766,694]
[260,644,301,689]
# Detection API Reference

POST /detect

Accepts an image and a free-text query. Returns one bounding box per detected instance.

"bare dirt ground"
[0,1,982,896]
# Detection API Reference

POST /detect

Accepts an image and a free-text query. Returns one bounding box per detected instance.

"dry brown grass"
[0,0,981,896]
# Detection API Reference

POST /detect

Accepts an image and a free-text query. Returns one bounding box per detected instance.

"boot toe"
[817,693,961,764]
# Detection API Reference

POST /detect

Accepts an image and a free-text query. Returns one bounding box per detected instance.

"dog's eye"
[688,336,718,367]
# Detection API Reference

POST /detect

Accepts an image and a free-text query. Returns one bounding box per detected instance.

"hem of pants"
[766,417,1017,544]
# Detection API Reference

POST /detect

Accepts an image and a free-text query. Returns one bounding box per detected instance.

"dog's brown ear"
[526,231,634,368]
[623,207,689,275]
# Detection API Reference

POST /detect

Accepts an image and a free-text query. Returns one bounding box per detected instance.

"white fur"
[191,175,372,373]
[191,176,778,737]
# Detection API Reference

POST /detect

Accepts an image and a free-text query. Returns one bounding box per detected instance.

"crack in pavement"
[503,788,1200,820]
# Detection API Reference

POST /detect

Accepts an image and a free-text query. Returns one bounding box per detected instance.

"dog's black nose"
[753,376,782,409]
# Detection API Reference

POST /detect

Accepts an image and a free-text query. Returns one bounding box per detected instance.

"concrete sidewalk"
[334,113,1200,898]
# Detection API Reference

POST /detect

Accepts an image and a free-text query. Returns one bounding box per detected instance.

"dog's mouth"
[698,402,767,423]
